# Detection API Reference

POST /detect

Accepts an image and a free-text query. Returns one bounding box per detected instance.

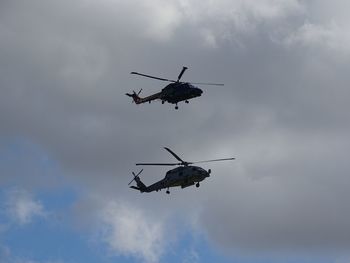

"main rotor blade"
[163,147,186,163]
[177,66,188,82]
[192,157,235,164]
[131,72,176,82]
[187,82,224,86]
[136,162,180,166]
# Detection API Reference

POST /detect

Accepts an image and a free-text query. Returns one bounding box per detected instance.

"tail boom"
[126,91,162,104]
[129,176,150,193]
[126,92,142,104]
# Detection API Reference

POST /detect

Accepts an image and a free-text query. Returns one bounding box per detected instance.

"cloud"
[83,199,168,263]
[0,244,66,263]
[2,0,350,262]
[182,248,199,263]
[284,22,350,54]
[5,189,46,225]
[178,0,304,47]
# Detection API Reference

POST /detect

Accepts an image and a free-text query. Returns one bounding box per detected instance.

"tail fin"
[126,89,142,104]
[128,170,148,192]
[133,176,147,192]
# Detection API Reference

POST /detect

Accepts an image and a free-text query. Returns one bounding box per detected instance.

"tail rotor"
[128,169,143,185]
[126,89,142,103]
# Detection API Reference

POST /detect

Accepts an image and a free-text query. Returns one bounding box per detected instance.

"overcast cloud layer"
[1,0,350,262]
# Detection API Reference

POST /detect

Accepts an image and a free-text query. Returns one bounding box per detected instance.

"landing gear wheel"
[162,101,165,104]
[175,105,178,110]
[166,190,170,194]
[196,182,200,188]
[185,100,189,104]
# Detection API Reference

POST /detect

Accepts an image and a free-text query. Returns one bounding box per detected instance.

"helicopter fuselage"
[128,66,223,109]
[160,83,203,104]
[129,147,234,194]
[140,166,210,193]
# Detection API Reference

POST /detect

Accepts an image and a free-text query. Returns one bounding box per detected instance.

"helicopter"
[126,66,224,109]
[128,147,235,194]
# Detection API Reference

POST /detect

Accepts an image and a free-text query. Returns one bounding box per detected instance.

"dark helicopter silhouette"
[126,66,224,109]
[128,147,235,194]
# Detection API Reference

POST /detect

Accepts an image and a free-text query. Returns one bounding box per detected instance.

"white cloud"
[284,22,350,54]
[180,0,303,22]
[182,248,199,263]
[178,0,304,46]
[0,244,66,263]
[80,0,183,42]
[97,201,166,263]
[5,189,46,225]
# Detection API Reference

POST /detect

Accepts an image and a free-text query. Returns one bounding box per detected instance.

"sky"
[1,0,350,262]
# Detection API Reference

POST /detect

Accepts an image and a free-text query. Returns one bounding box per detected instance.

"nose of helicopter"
[196,88,203,96]
[203,169,210,178]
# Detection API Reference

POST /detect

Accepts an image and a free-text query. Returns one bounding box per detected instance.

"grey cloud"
[1,0,350,261]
